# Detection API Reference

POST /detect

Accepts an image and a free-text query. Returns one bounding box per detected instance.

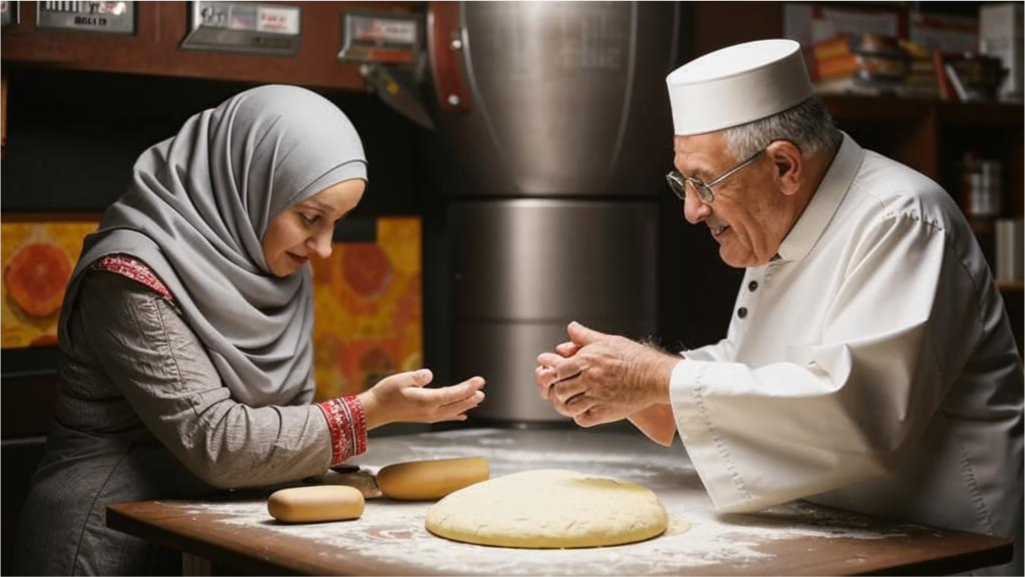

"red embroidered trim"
[318,395,368,466]
[92,254,174,301]
[318,399,345,465]
[342,395,368,456]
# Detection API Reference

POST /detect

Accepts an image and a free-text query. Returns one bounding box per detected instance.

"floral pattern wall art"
[2,215,423,403]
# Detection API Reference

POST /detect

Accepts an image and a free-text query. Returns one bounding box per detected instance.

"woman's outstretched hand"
[358,369,485,429]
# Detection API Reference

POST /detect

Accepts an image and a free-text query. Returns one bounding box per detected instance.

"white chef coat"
[670,134,1023,574]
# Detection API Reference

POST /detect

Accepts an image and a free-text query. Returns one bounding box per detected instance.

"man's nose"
[683,190,712,224]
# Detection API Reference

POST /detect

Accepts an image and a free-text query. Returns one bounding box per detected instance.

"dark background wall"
[1,69,426,214]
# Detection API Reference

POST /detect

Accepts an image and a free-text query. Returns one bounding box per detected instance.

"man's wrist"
[650,353,677,403]
[637,340,679,405]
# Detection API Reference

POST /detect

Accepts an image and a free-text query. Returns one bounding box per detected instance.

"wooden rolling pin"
[376,456,490,501]
[268,457,489,523]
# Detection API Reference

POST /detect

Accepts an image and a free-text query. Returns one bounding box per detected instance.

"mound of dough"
[425,469,668,548]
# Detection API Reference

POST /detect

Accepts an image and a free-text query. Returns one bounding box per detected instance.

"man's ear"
[766,140,802,196]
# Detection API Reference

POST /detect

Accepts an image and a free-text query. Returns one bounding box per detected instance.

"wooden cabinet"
[1,1,414,91]
[822,95,1023,219]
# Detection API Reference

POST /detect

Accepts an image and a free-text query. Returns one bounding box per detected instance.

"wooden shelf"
[820,95,932,123]
[998,281,1025,292]
[937,99,1025,128]
[821,93,1023,204]
[0,1,415,93]
[820,94,1024,127]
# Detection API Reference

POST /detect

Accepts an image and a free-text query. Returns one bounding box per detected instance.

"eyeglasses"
[666,148,765,204]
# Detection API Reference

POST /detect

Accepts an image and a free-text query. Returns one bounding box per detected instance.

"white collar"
[776,133,865,263]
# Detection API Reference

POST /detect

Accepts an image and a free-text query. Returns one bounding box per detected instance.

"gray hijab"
[60,85,367,407]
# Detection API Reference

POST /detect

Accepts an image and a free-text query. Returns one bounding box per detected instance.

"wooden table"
[107,428,1012,576]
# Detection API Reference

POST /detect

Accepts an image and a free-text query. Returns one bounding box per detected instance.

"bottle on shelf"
[960,151,1005,266]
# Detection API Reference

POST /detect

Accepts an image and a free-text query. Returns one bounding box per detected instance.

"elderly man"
[535,39,1022,574]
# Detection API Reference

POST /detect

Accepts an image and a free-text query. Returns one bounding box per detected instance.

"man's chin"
[719,247,753,269]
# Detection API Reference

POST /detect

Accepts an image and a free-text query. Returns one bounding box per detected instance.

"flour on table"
[175,429,911,575]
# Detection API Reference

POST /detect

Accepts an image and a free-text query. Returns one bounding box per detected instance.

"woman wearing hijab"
[14,85,485,575]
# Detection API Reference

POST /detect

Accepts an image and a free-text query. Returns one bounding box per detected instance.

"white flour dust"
[172,429,912,575]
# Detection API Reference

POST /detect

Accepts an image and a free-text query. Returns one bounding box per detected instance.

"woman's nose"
[308,230,333,260]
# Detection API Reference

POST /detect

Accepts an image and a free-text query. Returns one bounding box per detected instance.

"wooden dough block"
[267,486,364,523]
[377,457,489,501]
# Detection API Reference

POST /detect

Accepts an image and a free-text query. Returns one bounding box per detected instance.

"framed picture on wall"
[310,216,423,401]
[180,1,302,56]
[1,214,100,351]
[36,1,135,34]
[0,0,15,27]
[0,214,424,396]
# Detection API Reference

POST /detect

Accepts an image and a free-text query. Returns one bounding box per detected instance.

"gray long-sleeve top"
[16,270,334,575]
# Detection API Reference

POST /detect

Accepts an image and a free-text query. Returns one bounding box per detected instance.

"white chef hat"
[667,39,813,136]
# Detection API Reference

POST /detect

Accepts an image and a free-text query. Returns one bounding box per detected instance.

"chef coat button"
[737,307,748,319]
[748,280,758,292]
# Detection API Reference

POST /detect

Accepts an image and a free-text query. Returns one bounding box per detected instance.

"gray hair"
[724,97,842,161]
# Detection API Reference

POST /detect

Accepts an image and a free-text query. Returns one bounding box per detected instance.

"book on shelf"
[811,33,910,94]
[932,51,959,101]
[900,40,941,99]
[813,74,904,97]
[935,52,1008,102]
[904,69,941,99]
[816,53,860,80]
[812,34,857,61]
[945,62,970,102]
